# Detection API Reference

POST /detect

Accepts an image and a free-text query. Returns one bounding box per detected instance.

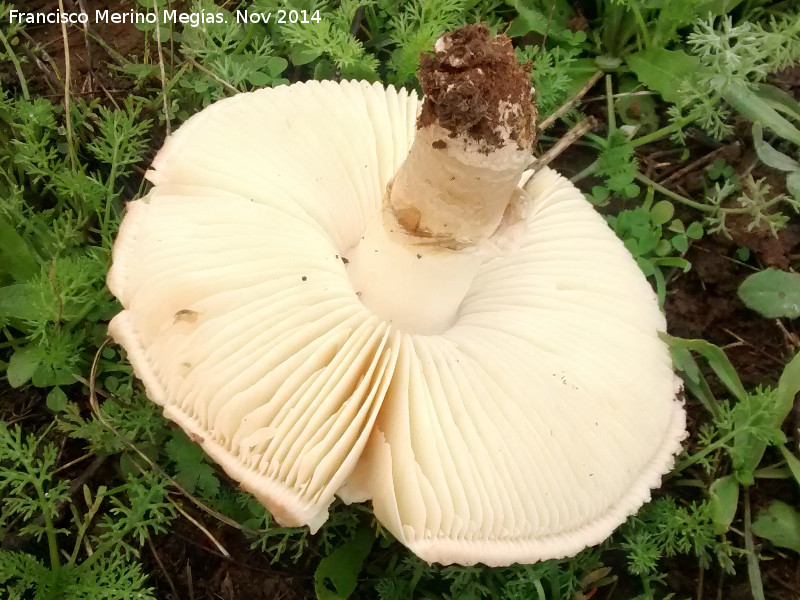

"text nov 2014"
[9,9,323,27]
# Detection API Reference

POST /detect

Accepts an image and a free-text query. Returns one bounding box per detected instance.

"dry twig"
[658,145,733,186]
[538,70,603,133]
[146,529,179,599]
[533,117,598,171]
[152,0,172,136]
[57,0,77,170]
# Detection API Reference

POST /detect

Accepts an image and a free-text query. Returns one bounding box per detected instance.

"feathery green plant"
[0,422,175,599]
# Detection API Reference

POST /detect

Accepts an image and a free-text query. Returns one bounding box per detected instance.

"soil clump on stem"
[417,23,536,151]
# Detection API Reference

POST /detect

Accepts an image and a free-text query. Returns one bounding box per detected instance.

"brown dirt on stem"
[417,23,536,152]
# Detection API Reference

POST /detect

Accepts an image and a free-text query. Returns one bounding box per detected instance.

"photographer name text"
[9,9,322,27]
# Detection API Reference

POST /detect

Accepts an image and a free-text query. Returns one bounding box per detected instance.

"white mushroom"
[108,25,685,566]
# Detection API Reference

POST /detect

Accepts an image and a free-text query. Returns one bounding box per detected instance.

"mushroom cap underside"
[107,80,685,566]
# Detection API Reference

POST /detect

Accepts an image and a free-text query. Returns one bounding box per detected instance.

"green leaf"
[670,346,701,385]
[314,60,336,81]
[562,60,602,99]
[637,230,659,255]
[290,46,321,66]
[0,216,39,281]
[506,12,547,38]
[709,475,739,534]
[656,238,672,256]
[686,221,704,239]
[779,445,800,491]
[753,83,800,122]
[775,350,800,426]
[618,82,659,133]
[732,352,800,485]
[636,256,655,276]
[723,81,800,146]
[0,283,43,321]
[267,56,288,77]
[669,345,720,418]
[165,430,219,497]
[707,0,746,14]
[0,550,50,594]
[650,200,674,226]
[7,345,42,388]
[668,219,685,234]
[671,234,688,253]
[623,183,640,198]
[787,171,800,201]
[247,71,274,86]
[661,335,747,402]
[508,0,577,43]
[751,501,800,552]
[745,495,767,600]
[738,269,800,319]
[652,256,691,271]
[752,123,800,172]
[595,55,622,69]
[46,387,69,412]
[314,525,374,600]
[626,49,699,104]
[591,186,609,203]
[32,363,77,388]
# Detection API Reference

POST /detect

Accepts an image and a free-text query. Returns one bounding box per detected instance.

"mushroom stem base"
[345,214,484,335]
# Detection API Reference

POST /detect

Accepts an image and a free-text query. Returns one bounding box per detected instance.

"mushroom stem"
[386,24,536,248]
[346,25,537,334]
[346,218,484,335]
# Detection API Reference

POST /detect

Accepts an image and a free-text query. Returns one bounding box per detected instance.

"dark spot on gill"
[174,309,199,324]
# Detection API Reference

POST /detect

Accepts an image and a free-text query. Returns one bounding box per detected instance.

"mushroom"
[107,25,685,566]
